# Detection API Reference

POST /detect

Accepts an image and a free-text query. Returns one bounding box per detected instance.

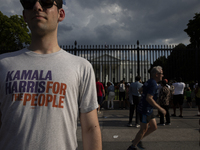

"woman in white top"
[171,77,185,117]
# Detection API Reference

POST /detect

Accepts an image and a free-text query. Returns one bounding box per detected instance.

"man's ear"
[23,10,27,22]
[58,8,65,22]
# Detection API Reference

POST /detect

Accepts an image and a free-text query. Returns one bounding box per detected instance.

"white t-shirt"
[0,49,98,150]
[172,82,185,95]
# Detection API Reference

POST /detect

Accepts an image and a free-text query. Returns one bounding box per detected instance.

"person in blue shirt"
[107,81,115,109]
[128,76,143,127]
[127,66,166,150]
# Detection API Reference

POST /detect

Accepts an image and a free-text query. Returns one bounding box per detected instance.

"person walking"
[127,66,166,150]
[107,81,115,109]
[128,76,143,127]
[186,87,192,108]
[0,1,102,150]
[96,78,105,113]
[158,79,171,126]
[125,83,131,109]
[171,77,185,117]
[118,80,126,109]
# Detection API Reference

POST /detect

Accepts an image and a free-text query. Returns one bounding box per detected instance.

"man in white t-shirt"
[0,1,102,150]
[171,77,185,118]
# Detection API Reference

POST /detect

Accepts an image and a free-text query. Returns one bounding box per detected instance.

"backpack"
[119,83,125,92]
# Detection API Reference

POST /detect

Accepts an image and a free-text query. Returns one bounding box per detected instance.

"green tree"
[149,56,167,73]
[149,43,196,82]
[0,11,31,54]
[184,13,200,48]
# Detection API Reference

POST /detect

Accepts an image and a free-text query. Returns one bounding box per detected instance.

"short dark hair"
[55,0,63,9]
[135,76,141,81]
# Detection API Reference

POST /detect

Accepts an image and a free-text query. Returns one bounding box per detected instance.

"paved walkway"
[77,108,200,150]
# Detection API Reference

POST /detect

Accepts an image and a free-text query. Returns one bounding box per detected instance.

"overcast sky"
[1,0,200,46]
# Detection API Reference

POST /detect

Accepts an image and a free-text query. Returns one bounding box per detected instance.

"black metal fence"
[0,41,198,86]
[61,41,199,87]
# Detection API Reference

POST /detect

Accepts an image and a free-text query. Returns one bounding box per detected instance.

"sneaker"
[127,123,133,127]
[131,141,145,149]
[171,114,176,117]
[165,122,171,125]
[127,145,137,150]
[157,123,165,126]
[135,124,140,128]
[137,141,145,149]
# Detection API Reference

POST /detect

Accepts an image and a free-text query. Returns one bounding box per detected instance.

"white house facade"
[90,53,150,83]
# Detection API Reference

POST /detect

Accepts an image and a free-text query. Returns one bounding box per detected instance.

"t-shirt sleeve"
[78,62,98,113]
[147,80,157,96]
[101,84,104,90]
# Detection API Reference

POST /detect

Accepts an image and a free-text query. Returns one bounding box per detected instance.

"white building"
[90,53,150,83]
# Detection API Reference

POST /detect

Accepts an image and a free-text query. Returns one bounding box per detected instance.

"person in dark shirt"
[127,66,166,150]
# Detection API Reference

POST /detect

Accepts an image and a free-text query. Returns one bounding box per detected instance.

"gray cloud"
[0,0,199,46]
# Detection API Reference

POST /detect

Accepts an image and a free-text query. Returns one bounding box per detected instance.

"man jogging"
[127,66,166,150]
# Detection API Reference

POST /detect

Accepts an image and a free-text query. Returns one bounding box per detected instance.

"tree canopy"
[184,13,200,48]
[0,11,31,54]
[149,13,200,83]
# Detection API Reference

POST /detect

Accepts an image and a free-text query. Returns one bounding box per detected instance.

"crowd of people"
[96,77,200,116]
[96,70,200,150]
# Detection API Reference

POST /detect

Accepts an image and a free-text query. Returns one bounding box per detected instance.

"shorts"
[173,94,184,105]
[139,112,155,124]
[97,96,103,105]
[196,97,200,105]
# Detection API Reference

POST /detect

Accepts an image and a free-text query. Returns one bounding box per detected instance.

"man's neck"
[28,33,60,54]
[151,77,159,83]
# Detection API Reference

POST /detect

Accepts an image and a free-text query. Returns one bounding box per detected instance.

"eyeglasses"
[20,0,58,10]
[157,73,164,75]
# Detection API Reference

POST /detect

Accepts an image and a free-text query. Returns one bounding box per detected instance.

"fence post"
[74,40,77,56]
[137,40,140,76]
[196,48,199,81]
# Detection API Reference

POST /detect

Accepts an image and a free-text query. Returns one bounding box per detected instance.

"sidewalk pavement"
[77,108,200,150]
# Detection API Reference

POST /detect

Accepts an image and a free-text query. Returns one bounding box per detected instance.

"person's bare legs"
[132,118,157,147]
[97,105,100,112]
[142,118,157,138]
[132,122,148,146]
